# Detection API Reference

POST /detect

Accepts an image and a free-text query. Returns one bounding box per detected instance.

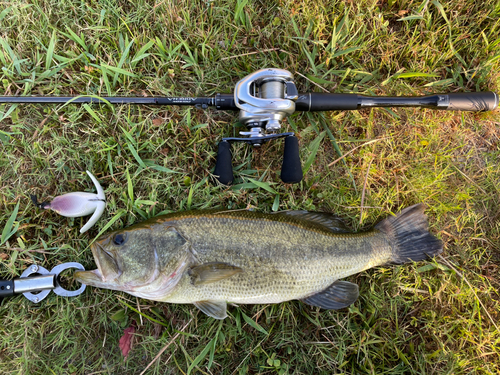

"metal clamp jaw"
[0,263,86,303]
[214,69,303,185]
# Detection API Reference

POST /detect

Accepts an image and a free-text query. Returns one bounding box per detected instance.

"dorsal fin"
[278,210,350,233]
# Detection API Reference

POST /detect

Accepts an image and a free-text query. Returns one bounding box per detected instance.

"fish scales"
[157,212,390,304]
[75,204,443,319]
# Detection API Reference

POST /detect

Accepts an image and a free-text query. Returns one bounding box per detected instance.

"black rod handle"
[214,141,234,185]
[280,136,303,184]
[295,93,359,111]
[295,92,499,112]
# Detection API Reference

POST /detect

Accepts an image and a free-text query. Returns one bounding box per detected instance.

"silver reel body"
[234,69,299,141]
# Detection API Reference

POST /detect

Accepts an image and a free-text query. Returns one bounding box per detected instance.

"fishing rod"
[1,69,498,184]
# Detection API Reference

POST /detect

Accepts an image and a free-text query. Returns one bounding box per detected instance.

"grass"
[1,0,499,373]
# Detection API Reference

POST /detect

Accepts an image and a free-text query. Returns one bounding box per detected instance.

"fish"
[75,204,442,319]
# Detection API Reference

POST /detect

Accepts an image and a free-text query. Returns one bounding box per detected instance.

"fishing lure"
[31,170,106,233]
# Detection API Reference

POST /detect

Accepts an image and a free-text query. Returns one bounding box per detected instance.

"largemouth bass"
[75,204,442,319]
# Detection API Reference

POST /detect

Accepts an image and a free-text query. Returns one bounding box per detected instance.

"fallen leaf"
[0,253,8,260]
[152,118,163,126]
[160,147,170,156]
[119,326,135,358]
[153,322,163,339]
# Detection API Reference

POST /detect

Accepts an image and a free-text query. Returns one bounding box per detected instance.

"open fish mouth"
[74,242,120,287]
[74,268,103,286]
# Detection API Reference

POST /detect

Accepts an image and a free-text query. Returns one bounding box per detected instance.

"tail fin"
[375,204,443,264]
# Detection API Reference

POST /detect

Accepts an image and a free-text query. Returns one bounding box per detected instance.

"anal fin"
[194,300,228,319]
[301,280,359,310]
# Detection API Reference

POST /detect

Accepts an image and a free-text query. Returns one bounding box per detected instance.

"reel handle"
[214,135,303,185]
[213,141,234,185]
[280,136,303,183]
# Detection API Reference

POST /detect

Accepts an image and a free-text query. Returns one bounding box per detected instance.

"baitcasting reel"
[213,69,303,185]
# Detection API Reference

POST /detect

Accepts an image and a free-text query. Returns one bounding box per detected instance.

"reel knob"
[214,141,234,185]
[280,135,303,183]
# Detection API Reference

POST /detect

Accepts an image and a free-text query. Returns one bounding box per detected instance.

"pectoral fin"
[189,262,243,286]
[301,280,359,310]
[194,300,228,319]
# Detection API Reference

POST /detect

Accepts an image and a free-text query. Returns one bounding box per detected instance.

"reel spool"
[213,69,303,185]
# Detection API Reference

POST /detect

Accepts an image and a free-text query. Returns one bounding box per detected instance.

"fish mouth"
[74,242,120,287]
[74,268,103,286]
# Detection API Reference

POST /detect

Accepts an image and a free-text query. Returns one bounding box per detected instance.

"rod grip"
[446,92,498,111]
[295,93,359,111]
[281,136,303,184]
[214,141,234,185]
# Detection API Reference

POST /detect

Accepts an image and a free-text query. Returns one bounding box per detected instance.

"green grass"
[1,0,499,373]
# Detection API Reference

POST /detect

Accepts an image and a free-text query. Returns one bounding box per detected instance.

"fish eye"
[113,233,127,246]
